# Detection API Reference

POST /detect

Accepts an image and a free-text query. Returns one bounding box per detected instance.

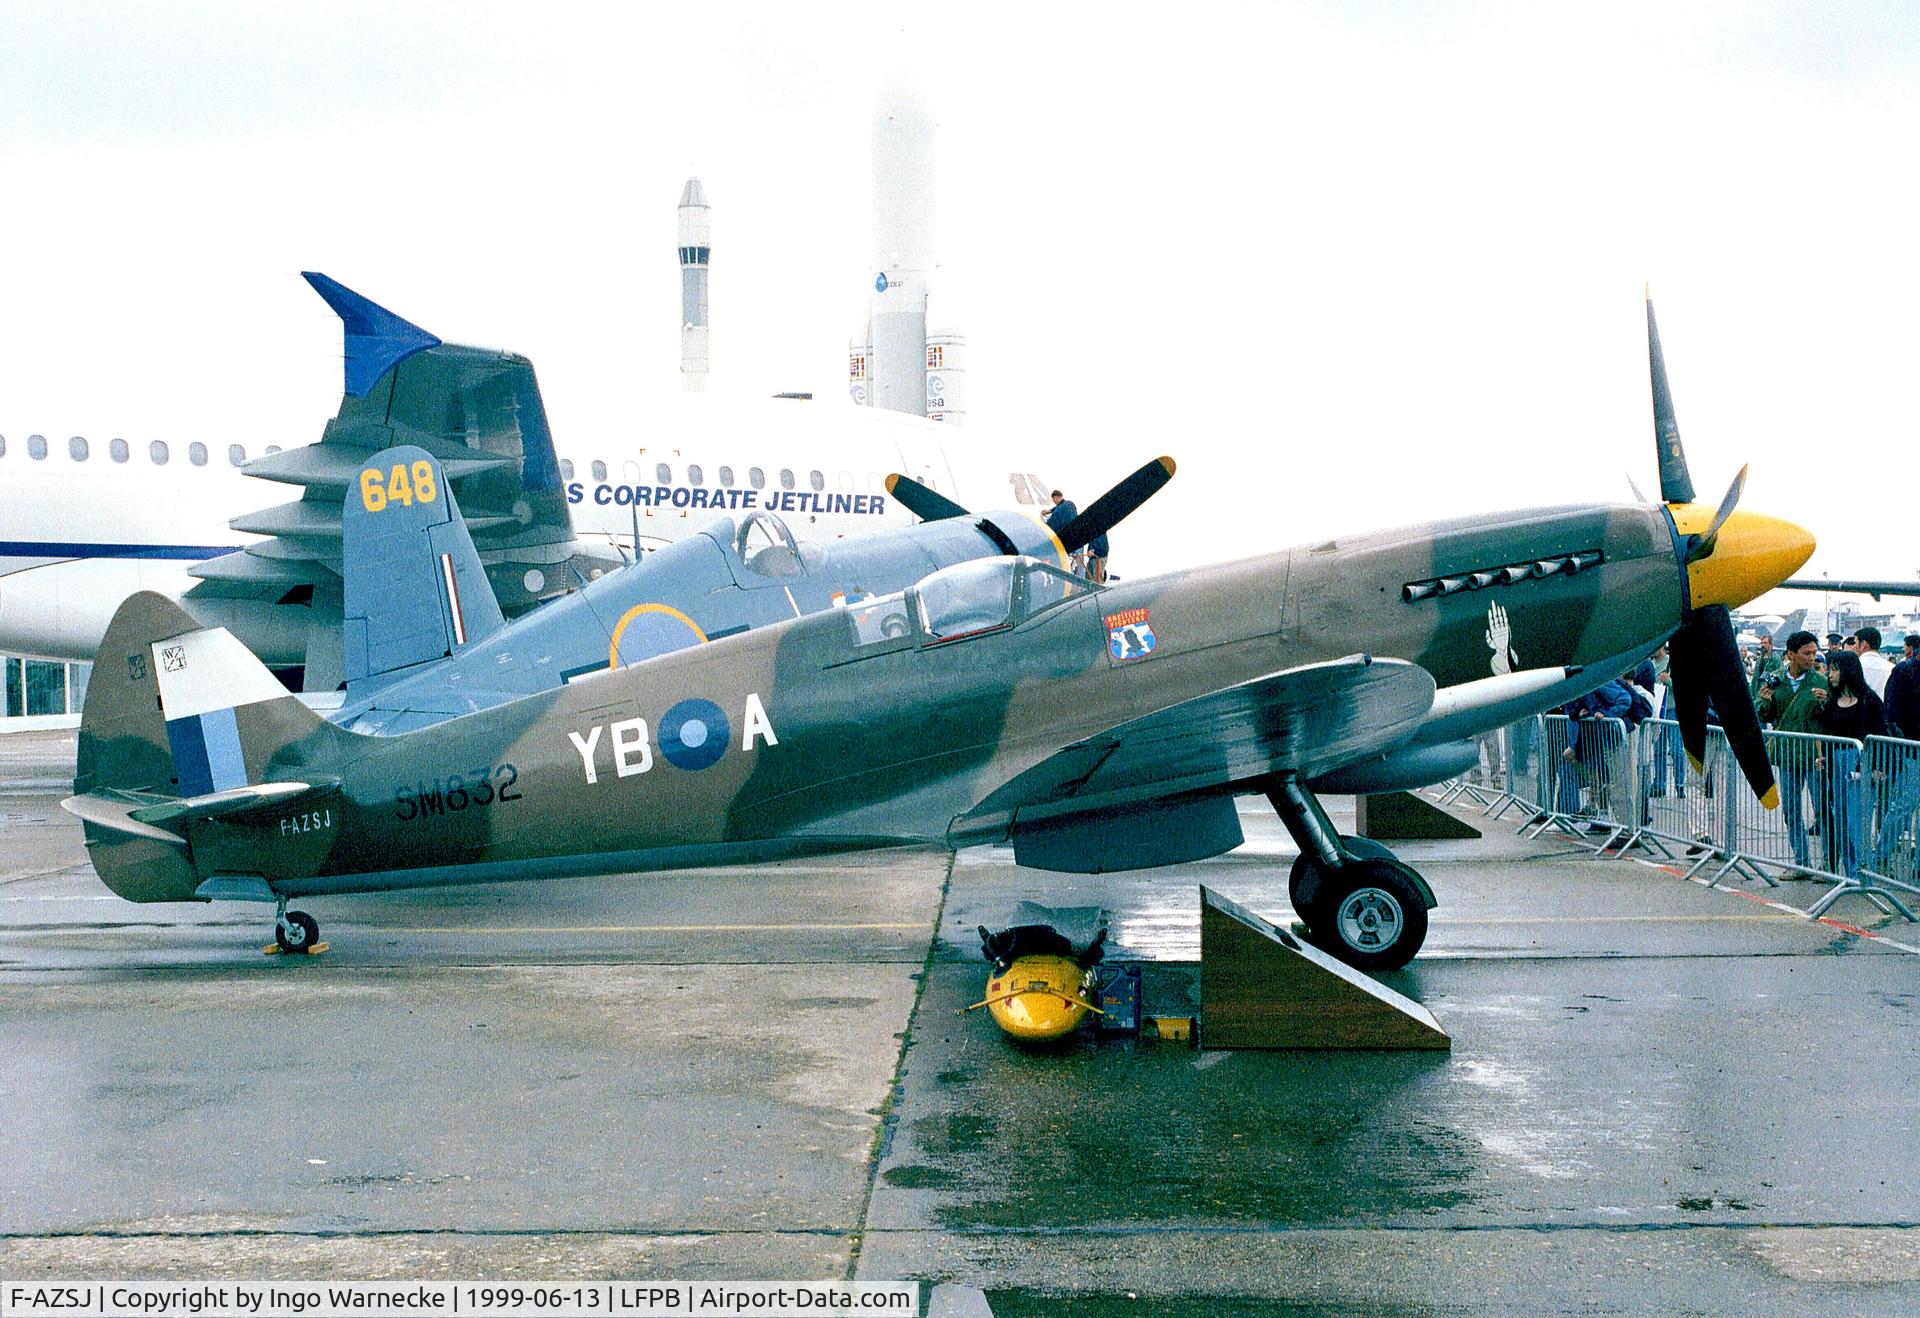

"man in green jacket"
[1756,629,1828,871]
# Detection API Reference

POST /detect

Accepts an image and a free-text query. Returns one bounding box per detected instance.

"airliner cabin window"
[688,464,704,485]
[809,469,825,491]
[228,444,246,466]
[591,460,607,482]
[560,459,574,480]
[749,467,766,489]
[189,442,208,467]
[624,461,641,481]
[780,468,795,490]
[28,434,48,460]
[656,462,672,483]
[719,465,735,487]
[110,439,129,462]
[838,470,854,491]
[69,436,90,461]
[917,558,1018,641]
[150,441,170,465]
[0,435,6,457]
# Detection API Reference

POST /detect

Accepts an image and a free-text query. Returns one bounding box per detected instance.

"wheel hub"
[1337,887,1404,951]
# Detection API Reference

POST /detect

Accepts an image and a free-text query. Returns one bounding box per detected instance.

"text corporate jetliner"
[0,274,1065,685]
[65,299,1814,978]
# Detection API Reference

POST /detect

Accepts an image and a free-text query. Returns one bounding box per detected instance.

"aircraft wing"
[959,655,1436,837]
[1782,578,1920,601]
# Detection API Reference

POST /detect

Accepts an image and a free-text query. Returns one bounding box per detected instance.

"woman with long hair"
[1816,649,1887,876]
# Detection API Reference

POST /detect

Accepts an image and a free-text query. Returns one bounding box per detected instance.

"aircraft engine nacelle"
[1305,739,1481,796]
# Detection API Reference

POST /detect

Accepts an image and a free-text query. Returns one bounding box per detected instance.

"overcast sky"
[3,2,1915,610]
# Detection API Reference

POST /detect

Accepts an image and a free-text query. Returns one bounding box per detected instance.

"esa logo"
[569,693,778,785]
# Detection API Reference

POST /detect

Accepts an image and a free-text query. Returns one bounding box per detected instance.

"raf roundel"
[659,698,731,771]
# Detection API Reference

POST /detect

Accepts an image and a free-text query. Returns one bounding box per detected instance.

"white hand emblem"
[1486,602,1517,675]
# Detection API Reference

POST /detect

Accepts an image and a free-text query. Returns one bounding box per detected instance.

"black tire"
[277,910,318,954]
[1316,858,1428,972]
[1288,836,1396,928]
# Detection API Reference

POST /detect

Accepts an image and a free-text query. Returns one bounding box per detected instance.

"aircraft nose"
[1686,509,1816,612]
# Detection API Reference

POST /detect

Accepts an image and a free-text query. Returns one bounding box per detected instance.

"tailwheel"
[1316,858,1428,972]
[1288,835,1396,930]
[274,910,321,955]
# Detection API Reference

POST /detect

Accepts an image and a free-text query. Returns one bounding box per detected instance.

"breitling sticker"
[1106,607,1158,663]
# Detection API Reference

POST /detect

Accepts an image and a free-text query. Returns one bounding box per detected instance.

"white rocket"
[850,94,964,424]
[678,177,711,392]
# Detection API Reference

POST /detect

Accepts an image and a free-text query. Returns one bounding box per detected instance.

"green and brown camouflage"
[63,293,1814,970]
[69,494,1811,918]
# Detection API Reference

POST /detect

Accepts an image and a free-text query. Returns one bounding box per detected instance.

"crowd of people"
[1473,626,1920,884]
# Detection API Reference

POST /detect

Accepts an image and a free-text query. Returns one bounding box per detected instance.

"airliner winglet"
[301,271,443,397]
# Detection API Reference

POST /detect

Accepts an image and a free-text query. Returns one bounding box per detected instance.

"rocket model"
[678,177,710,392]
[851,94,964,423]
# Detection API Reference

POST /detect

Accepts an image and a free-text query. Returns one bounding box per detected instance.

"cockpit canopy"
[734,511,823,578]
[847,555,1094,650]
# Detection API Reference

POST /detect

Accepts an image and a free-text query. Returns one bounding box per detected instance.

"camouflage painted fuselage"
[80,502,1684,902]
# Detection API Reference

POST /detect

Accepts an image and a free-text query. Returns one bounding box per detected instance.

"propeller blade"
[1695,604,1780,808]
[1647,292,1697,505]
[1625,472,1648,504]
[1686,464,1749,563]
[884,473,970,522]
[1052,456,1177,554]
[1666,616,1710,772]
[1667,605,1780,808]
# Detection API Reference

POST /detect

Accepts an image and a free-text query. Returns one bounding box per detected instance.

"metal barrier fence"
[1516,714,1633,851]
[1432,715,1920,923]
[1859,735,1920,902]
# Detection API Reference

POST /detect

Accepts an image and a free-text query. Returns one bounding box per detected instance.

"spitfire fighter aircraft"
[65,300,1815,974]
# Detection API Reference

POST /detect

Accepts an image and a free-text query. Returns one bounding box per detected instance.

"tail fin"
[72,592,355,902]
[342,445,507,700]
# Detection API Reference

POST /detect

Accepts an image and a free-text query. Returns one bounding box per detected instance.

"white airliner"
[0,393,1059,678]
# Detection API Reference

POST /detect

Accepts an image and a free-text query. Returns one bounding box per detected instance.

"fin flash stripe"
[440,552,466,646]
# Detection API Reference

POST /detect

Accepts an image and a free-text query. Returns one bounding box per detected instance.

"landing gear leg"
[1266,774,1432,972]
[270,893,323,956]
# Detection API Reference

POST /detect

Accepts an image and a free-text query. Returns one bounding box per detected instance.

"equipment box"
[1094,965,1142,1036]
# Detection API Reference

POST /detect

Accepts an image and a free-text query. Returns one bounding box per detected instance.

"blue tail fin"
[342,445,506,698]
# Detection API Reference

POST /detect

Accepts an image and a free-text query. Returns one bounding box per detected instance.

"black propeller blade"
[1647,292,1696,505]
[883,472,970,522]
[1665,616,1710,773]
[1686,464,1748,563]
[1644,293,1780,809]
[1668,605,1779,808]
[1052,456,1177,554]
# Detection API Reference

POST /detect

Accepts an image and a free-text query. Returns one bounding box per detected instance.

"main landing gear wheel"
[1315,858,1428,973]
[1288,835,1395,929]
[274,910,320,955]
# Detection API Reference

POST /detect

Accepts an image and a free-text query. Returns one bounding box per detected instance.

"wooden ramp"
[1199,886,1450,1050]
[1357,789,1482,840]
